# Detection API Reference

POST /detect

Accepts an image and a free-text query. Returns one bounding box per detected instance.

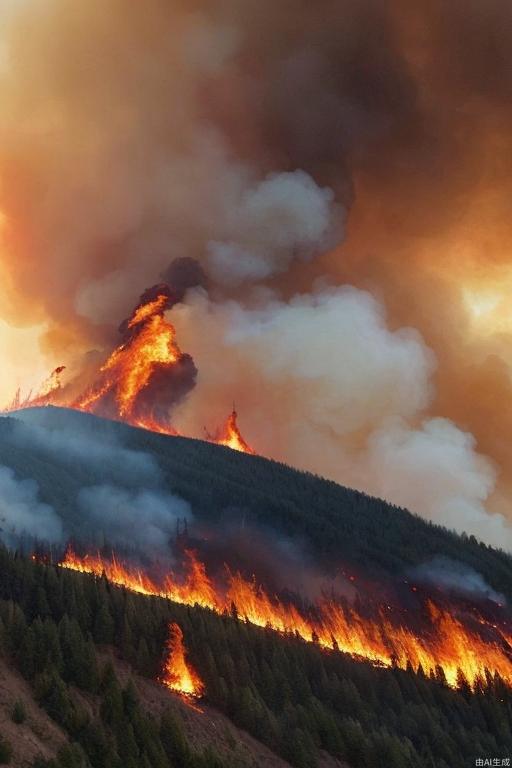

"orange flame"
[160,622,205,698]
[75,297,181,422]
[130,417,180,436]
[3,366,66,412]
[58,547,512,690]
[2,292,257,450]
[128,294,170,330]
[209,409,255,454]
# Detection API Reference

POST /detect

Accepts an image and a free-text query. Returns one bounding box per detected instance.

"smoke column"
[1,0,512,546]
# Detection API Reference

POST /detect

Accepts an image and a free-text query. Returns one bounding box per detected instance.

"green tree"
[93,604,115,645]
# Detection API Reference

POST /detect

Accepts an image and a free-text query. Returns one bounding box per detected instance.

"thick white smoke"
[172,285,435,443]
[360,418,508,547]
[171,287,512,549]
[207,171,341,284]
[0,464,62,546]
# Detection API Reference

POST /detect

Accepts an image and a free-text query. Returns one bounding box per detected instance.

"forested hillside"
[0,407,511,600]
[0,548,510,768]
[0,407,511,767]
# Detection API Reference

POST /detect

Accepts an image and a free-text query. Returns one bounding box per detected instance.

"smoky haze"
[0,410,192,556]
[1,1,512,547]
[410,556,507,606]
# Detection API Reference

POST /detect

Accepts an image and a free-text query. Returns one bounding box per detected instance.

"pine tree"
[93,604,115,645]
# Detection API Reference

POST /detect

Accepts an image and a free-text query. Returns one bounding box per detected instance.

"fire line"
[58,546,512,691]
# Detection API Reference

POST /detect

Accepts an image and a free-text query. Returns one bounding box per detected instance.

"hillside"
[0,406,511,599]
[0,646,296,768]
[0,408,511,766]
[0,547,509,768]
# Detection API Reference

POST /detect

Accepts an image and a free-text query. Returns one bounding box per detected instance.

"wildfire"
[74,292,183,427]
[4,366,66,412]
[160,622,205,698]
[208,409,255,454]
[130,417,180,436]
[2,286,257,451]
[58,546,512,690]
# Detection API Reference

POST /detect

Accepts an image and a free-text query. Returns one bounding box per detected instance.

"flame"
[128,294,171,329]
[2,292,256,450]
[129,417,180,437]
[1,293,184,436]
[209,409,255,454]
[58,547,512,690]
[3,365,66,412]
[160,622,205,698]
[75,297,181,422]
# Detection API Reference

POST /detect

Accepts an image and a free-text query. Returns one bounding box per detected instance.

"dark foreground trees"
[0,547,510,767]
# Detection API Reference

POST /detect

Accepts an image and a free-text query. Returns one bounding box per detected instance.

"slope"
[0,406,510,599]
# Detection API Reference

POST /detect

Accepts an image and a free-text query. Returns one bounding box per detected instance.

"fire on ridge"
[2,285,255,453]
[58,546,512,691]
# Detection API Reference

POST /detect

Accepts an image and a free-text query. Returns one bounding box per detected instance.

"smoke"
[77,485,190,556]
[360,418,508,549]
[160,257,208,303]
[207,171,341,284]
[10,411,162,488]
[2,0,512,548]
[410,556,506,605]
[0,410,192,555]
[171,286,434,454]
[0,464,62,546]
[170,287,512,549]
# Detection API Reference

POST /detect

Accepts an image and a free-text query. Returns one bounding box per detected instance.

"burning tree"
[160,622,205,698]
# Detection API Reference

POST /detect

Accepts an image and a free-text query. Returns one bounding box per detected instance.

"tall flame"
[160,622,205,698]
[208,409,255,454]
[74,294,183,431]
[2,291,256,449]
[59,547,512,690]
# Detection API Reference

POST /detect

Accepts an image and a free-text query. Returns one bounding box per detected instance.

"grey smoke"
[207,170,342,285]
[10,411,161,488]
[362,418,507,550]
[171,287,512,551]
[77,485,190,556]
[0,464,62,546]
[160,256,208,302]
[0,410,191,556]
[410,556,506,605]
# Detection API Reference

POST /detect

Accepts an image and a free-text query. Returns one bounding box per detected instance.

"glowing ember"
[209,409,255,454]
[160,622,205,698]
[58,547,512,690]
[130,417,180,436]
